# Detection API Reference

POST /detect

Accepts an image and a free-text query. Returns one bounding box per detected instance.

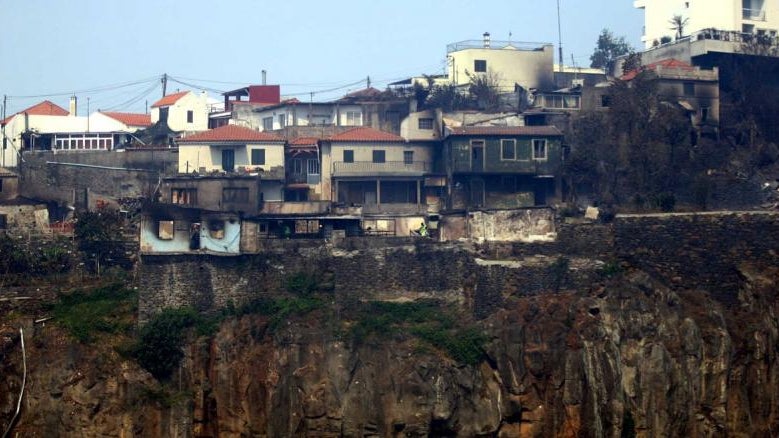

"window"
[372,150,386,163]
[262,117,273,131]
[683,82,695,97]
[418,118,433,130]
[501,139,516,160]
[307,159,320,175]
[345,111,362,126]
[171,188,197,205]
[159,107,169,123]
[187,110,194,123]
[474,60,487,72]
[291,158,303,174]
[278,114,286,127]
[0,214,6,230]
[158,221,174,240]
[404,150,414,164]
[0,178,3,192]
[532,139,548,160]
[251,149,265,165]
[222,187,250,203]
[700,106,710,122]
[601,95,612,108]
[343,150,354,163]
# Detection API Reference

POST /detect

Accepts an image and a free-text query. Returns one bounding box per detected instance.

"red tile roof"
[621,58,695,81]
[100,111,152,127]
[448,126,563,137]
[327,127,405,142]
[150,91,189,108]
[2,100,69,125]
[178,124,284,143]
[289,137,320,146]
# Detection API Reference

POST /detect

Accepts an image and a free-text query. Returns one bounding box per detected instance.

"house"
[150,90,209,132]
[321,127,437,235]
[0,168,49,233]
[622,59,720,136]
[443,125,563,210]
[635,0,779,49]
[446,33,555,92]
[166,124,286,215]
[1,100,70,167]
[139,203,241,255]
[210,84,282,129]
[251,99,364,131]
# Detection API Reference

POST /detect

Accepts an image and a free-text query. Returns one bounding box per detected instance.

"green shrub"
[51,283,137,343]
[285,272,319,296]
[131,308,199,380]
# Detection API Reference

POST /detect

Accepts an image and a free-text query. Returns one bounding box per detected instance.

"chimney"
[69,95,77,116]
[483,32,491,48]
[262,70,267,85]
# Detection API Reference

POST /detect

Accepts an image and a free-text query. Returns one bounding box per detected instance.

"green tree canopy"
[590,29,632,74]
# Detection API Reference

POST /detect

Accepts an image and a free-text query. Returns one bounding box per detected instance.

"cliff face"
[3,214,779,437]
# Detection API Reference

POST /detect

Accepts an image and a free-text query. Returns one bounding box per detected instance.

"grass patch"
[350,300,486,365]
[231,296,324,332]
[50,283,137,343]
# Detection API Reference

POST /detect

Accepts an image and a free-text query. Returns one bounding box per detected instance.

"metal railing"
[332,161,430,176]
[287,173,321,185]
[446,40,550,53]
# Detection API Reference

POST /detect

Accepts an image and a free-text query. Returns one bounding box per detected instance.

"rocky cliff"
[2,214,779,437]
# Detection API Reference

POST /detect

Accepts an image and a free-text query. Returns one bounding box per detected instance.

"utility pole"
[161,73,168,97]
[557,0,564,73]
[2,94,6,167]
[366,76,370,89]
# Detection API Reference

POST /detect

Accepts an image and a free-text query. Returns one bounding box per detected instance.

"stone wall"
[18,149,177,207]
[614,211,779,304]
[138,211,779,321]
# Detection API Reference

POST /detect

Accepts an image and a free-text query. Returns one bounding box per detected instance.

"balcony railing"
[287,173,321,185]
[446,40,550,53]
[332,161,431,176]
[743,8,766,21]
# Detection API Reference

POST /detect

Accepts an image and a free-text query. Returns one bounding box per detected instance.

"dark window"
[601,95,611,107]
[171,188,197,205]
[474,60,487,72]
[404,150,414,164]
[159,107,169,123]
[186,110,193,123]
[0,178,3,192]
[222,187,250,203]
[308,159,320,174]
[683,82,695,97]
[372,150,386,163]
[700,106,709,122]
[501,139,516,160]
[343,150,354,163]
[251,149,265,165]
[532,139,547,160]
[418,118,433,129]
[0,214,6,229]
[262,117,273,131]
[222,149,235,172]
[278,114,286,127]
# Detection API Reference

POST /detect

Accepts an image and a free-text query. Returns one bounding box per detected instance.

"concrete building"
[150,90,209,132]
[635,0,779,48]
[447,33,555,92]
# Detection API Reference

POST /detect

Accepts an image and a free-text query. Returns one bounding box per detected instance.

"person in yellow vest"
[417,222,428,237]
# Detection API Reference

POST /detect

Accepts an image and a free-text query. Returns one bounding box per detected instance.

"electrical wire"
[6,76,160,99]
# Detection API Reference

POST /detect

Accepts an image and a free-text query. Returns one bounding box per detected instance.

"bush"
[51,283,137,343]
[132,308,199,380]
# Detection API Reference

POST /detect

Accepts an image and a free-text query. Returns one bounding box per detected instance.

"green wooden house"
[443,125,563,209]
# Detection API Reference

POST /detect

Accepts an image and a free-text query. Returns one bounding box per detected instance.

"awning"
[677,100,695,112]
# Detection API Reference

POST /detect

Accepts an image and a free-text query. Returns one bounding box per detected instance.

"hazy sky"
[0,0,643,115]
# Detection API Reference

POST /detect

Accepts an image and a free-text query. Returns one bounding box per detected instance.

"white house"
[635,0,779,48]
[248,100,364,131]
[150,90,209,132]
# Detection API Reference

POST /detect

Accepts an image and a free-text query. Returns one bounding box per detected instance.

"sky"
[0,0,643,116]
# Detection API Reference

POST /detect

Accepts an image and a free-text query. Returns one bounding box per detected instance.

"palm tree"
[669,14,690,40]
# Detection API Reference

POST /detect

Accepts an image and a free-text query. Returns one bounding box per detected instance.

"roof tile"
[2,100,69,125]
[327,127,405,142]
[448,125,563,137]
[178,124,284,143]
[100,111,152,127]
[151,91,189,108]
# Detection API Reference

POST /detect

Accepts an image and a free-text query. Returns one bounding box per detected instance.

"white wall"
[448,45,554,91]
[151,92,209,132]
[400,110,441,141]
[252,103,364,131]
[178,142,285,173]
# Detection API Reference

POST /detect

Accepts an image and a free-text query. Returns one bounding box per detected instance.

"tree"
[669,14,689,40]
[467,70,501,111]
[590,29,632,74]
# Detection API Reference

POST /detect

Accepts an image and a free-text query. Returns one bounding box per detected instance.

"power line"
[6,76,160,99]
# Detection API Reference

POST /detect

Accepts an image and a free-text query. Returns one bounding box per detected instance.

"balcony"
[332,161,431,177]
[743,8,766,21]
[287,173,321,185]
[260,201,330,215]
